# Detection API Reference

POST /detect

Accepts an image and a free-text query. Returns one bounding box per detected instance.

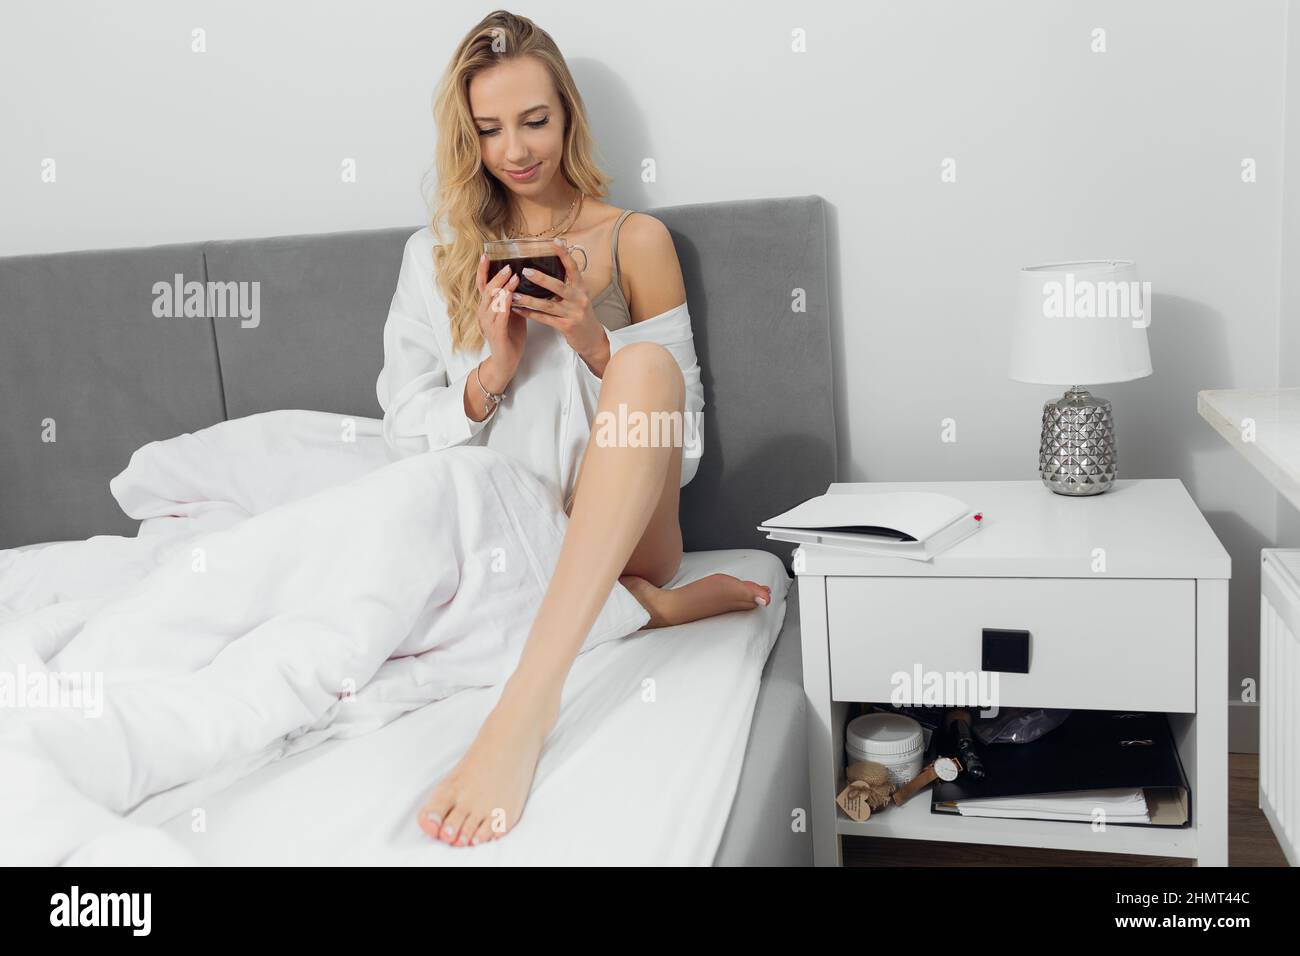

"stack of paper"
[950,788,1150,823]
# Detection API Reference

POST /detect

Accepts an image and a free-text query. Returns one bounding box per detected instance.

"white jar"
[845,713,925,787]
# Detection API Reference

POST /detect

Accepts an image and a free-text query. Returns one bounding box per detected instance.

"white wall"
[1279,1,1300,549]
[2,0,1291,723]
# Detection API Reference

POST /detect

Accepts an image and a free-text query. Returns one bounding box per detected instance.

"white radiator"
[1261,549,1300,867]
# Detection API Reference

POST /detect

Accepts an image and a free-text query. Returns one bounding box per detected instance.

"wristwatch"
[891,756,963,806]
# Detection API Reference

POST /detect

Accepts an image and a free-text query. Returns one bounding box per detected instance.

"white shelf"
[835,792,1197,859]
[1198,387,1300,512]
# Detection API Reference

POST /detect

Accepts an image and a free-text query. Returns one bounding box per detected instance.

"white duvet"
[150,545,790,866]
[0,411,666,865]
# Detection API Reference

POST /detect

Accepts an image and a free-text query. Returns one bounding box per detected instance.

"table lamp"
[1009,259,1153,496]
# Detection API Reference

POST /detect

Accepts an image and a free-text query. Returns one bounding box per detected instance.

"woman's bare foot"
[414,574,773,846]
[416,687,558,847]
[620,572,772,628]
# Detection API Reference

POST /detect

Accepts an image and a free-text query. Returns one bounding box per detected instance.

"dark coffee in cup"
[483,237,588,302]
[487,254,564,299]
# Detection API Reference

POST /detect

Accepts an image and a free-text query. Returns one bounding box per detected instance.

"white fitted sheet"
[151,549,791,866]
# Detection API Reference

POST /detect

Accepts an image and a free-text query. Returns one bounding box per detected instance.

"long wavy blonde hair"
[429,10,612,354]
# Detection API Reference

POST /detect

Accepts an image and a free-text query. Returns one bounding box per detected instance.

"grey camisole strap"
[591,209,636,330]
[609,208,635,288]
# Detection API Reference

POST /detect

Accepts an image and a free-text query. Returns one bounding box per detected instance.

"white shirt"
[375,228,705,511]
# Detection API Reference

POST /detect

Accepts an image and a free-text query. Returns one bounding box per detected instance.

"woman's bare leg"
[574,350,771,622]
[612,437,772,626]
[418,343,686,845]
[417,342,772,846]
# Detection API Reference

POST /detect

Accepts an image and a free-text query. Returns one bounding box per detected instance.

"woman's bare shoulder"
[618,213,685,323]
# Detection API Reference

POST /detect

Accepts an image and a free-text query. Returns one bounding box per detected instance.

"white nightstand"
[791,479,1231,867]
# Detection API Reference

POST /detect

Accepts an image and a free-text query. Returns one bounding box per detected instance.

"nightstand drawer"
[826,577,1196,712]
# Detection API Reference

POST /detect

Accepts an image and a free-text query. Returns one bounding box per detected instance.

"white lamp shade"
[1009,259,1153,385]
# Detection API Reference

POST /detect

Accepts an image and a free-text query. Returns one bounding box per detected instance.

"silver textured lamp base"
[1039,386,1116,496]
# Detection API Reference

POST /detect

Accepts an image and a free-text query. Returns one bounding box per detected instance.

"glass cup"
[483,237,588,300]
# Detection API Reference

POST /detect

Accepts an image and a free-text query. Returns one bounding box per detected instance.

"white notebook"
[758,491,983,561]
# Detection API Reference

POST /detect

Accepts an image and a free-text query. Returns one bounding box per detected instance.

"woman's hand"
[509,239,610,374]
[463,254,525,421]
[476,253,526,384]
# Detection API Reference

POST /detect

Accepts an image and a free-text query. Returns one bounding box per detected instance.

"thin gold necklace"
[507,190,584,240]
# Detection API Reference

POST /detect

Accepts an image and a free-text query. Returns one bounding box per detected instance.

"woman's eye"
[477,117,548,137]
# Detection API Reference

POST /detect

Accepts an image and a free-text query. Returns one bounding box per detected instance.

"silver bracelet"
[475,360,505,416]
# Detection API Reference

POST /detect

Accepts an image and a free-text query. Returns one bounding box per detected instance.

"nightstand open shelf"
[827,702,1198,860]
[791,479,1231,866]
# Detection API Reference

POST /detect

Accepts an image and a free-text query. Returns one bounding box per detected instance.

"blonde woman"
[378,10,772,848]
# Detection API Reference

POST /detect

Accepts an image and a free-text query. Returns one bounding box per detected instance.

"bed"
[0,195,836,865]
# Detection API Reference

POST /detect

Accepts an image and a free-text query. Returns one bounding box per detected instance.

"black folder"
[928,710,1191,827]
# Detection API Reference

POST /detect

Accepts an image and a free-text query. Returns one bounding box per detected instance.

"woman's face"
[470,57,567,196]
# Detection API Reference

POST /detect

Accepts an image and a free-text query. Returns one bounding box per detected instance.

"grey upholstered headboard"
[0,195,837,562]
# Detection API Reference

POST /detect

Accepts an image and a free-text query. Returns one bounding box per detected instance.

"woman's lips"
[506,162,540,181]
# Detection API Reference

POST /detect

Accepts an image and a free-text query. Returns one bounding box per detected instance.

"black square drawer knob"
[982,628,1030,673]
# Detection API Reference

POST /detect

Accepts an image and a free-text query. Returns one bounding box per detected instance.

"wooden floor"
[844,752,1289,866]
